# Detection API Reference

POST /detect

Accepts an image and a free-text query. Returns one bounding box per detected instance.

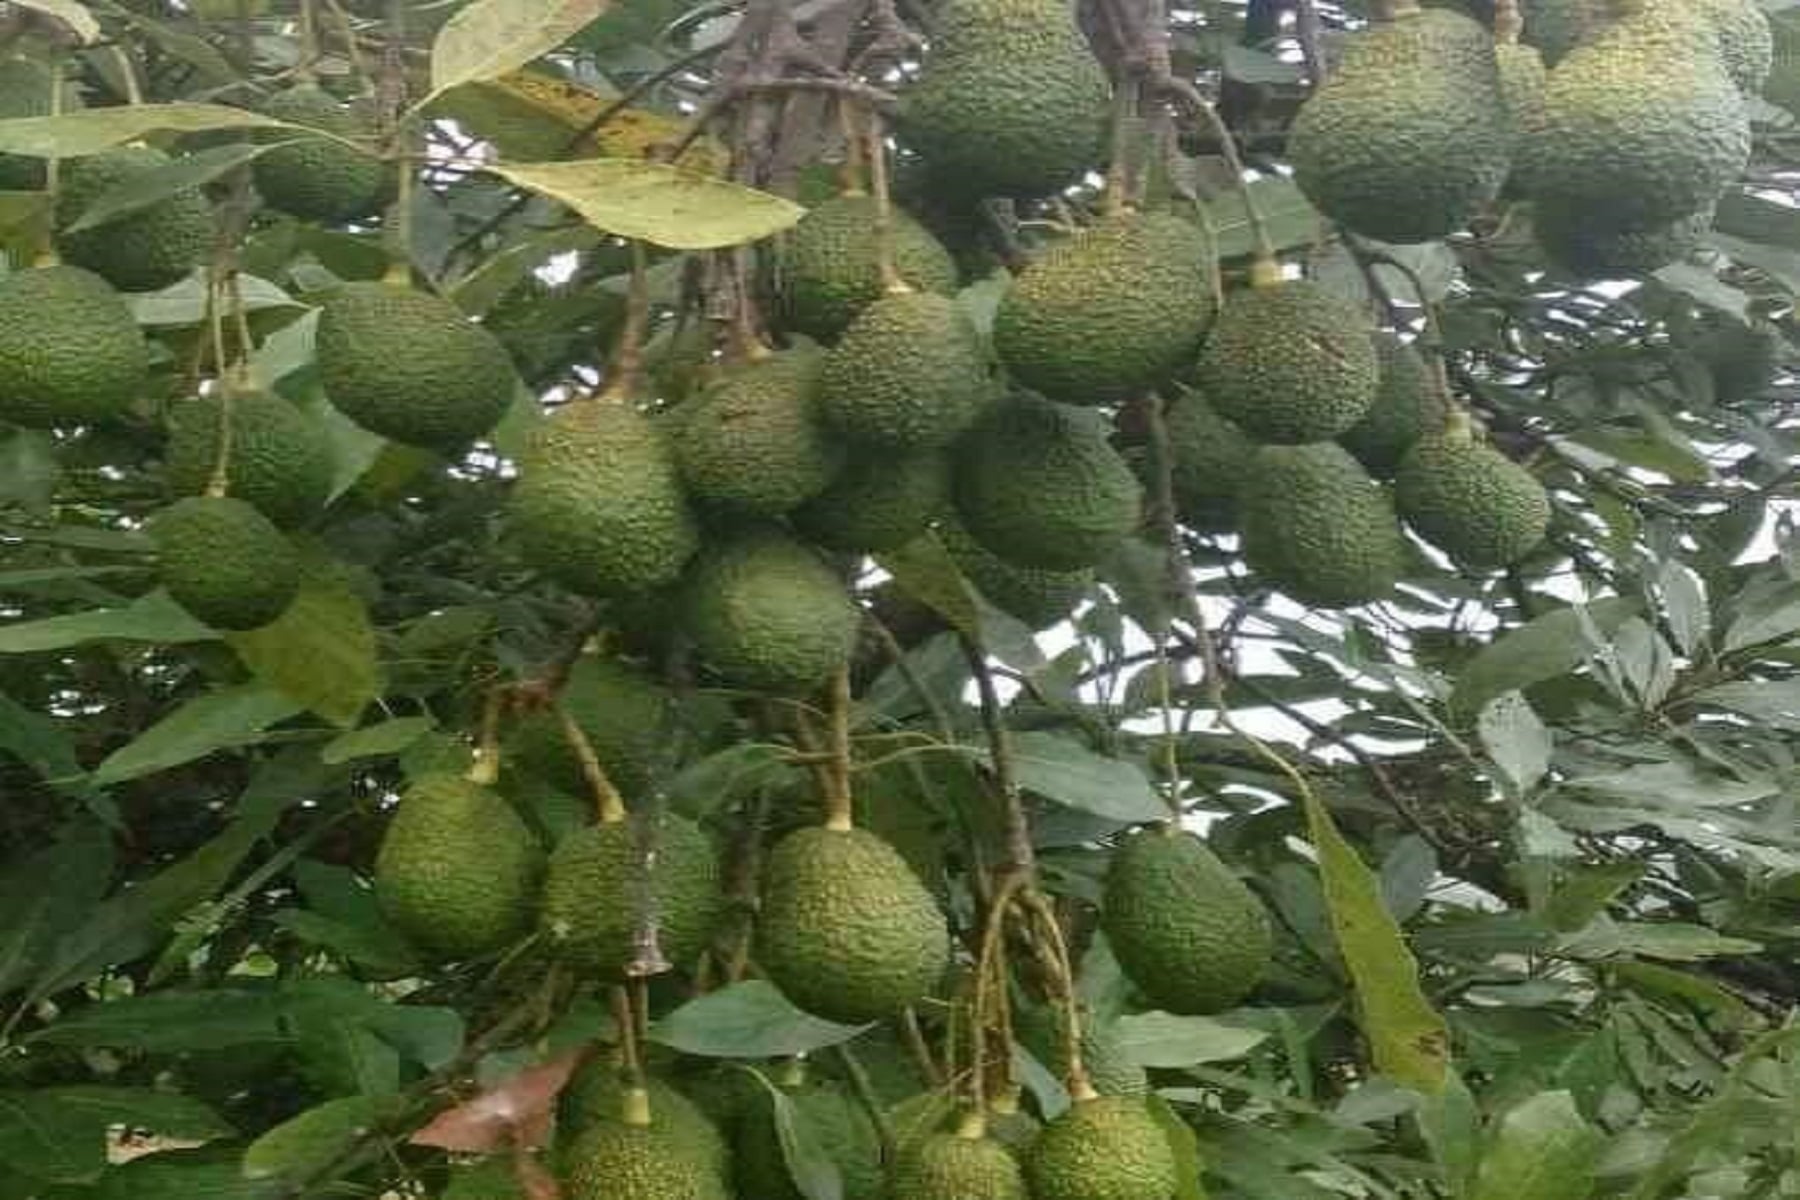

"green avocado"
[561,1063,730,1178]
[937,518,1094,630]
[679,530,861,694]
[564,1116,730,1200]
[780,194,959,340]
[150,495,300,630]
[1160,387,1258,532]
[820,290,990,450]
[891,1131,1028,1200]
[1338,334,1448,478]
[1534,202,1714,276]
[793,451,952,554]
[164,392,334,527]
[1024,1096,1178,1200]
[56,146,214,292]
[254,84,395,222]
[1238,442,1407,606]
[1393,427,1551,569]
[0,266,148,429]
[673,348,841,517]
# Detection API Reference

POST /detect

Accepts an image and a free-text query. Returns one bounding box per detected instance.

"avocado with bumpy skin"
[820,290,989,450]
[1024,1096,1178,1200]
[780,195,959,341]
[561,1062,730,1177]
[1103,826,1272,1015]
[673,348,841,517]
[891,1130,1028,1200]
[1160,387,1257,533]
[897,0,1109,198]
[538,814,722,979]
[1533,202,1713,276]
[679,530,861,694]
[0,266,149,429]
[316,282,518,449]
[165,392,334,527]
[1194,274,1380,444]
[56,147,214,292]
[1238,442,1407,606]
[1338,334,1447,478]
[1393,425,1550,569]
[952,393,1141,571]
[510,398,700,596]
[937,519,1094,630]
[254,84,395,223]
[992,211,1215,404]
[756,826,950,1024]
[373,773,543,960]
[1684,0,1772,93]
[565,1116,730,1200]
[792,452,951,554]
[1288,7,1509,243]
[150,496,300,630]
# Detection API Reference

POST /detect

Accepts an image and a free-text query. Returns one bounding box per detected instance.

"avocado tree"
[0,0,1794,1197]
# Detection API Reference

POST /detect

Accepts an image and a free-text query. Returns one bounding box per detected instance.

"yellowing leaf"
[0,104,287,159]
[427,0,614,103]
[226,561,380,728]
[486,158,805,250]
[1303,790,1450,1093]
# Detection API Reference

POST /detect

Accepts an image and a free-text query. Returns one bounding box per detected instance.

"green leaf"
[0,1091,105,1183]
[650,981,871,1058]
[0,104,287,158]
[225,562,379,728]
[1722,581,1800,652]
[0,822,113,998]
[1113,1012,1268,1067]
[1476,692,1552,795]
[319,716,435,765]
[1450,598,1637,715]
[89,682,304,787]
[128,273,301,327]
[1002,731,1168,823]
[427,0,615,102]
[1146,1093,1212,1200]
[1657,561,1709,655]
[0,590,215,654]
[97,1154,283,1200]
[1414,1073,1482,1197]
[1694,679,1800,728]
[64,141,285,234]
[241,1095,387,1183]
[485,159,805,250]
[759,1078,842,1200]
[876,536,981,642]
[28,991,287,1051]
[1470,1091,1600,1200]
[1301,791,1449,1093]
[11,0,98,43]
[36,1086,232,1141]
[1200,176,1319,259]
[0,690,89,794]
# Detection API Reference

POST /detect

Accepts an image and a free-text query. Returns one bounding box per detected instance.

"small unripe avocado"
[1338,334,1447,478]
[0,266,148,429]
[565,1116,730,1200]
[952,393,1141,571]
[1195,278,1380,444]
[1103,826,1272,1015]
[756,826,950,1023]
[937,518,1093,630]
[993,211,1216,405]
[679,530,861,694]
[373,773,544,960]
[891,1131,1028,1200]
[792,452,951,554]
[1393,427,1550,569]
[165,392,334,527]
[150,495,300,630]
[820,291,990,450]
[56,147,213,292]
[673,348,841,517]
[735,1080,884,1200]
[780,195,959,340]
[316,282,517,449]
[1160,387,1257,533]
[1024,1096,1178,1200]
[254,84,394,223]
[510,398,700,595]
[539,814,722,978]
[561,1062,731,1178]
[1238,442,1407,607]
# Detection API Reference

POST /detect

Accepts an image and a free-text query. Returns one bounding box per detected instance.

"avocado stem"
[860,102,910,296]
[559,705,629,824]
[822,664,856,831]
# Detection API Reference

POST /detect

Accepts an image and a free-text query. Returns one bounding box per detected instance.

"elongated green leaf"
[320,716,435,764]
[650,981,871,1058]
[758,1078,841,1200]
[1477,692,1552,795]
[37,1086,232,1140]
[1302,791,1449,1093]
[0,104,286,158]
[1003,731,1168,823]
[0,822,113,998]
[0,690,88,793]
[1114,1012,1268,1067]
[1470,1091,1600,1200]
[242,1095,386,1183]
[226,563,379,728]
[89,682,304,787]
[1450,599,1637,715]
[0,1090,105,1183]
[28,991,287,1051]
[427,0,614,102]
[485,159,805,250]
[0,590,215,654]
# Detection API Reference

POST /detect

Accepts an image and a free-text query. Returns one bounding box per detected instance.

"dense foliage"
[0,0,1795,1197]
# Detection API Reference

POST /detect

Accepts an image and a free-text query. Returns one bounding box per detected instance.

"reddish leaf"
[410,1050,583,1153]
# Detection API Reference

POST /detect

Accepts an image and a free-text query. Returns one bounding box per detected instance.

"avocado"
[149,495,300,630]
[673,348,841,517]
[373,773,543,960]
[564,1116,730,1200]
[1534,201,1713,275]
[898,0,1109,198]
[1393,426,1550,569]
[1338,334,1447,478]
[1238,442,1407,606]
[561,1060,730,1177]
[756,825,950,1023]
[781,194,959,340]
[1024,1096,1178,1200]
[952,393,1141,570]
[510,398,700,596]
[678,530,861,694]
[1103,826,1272,1015]
[316,281,518,449]
[820,290,990,450]
[891,1131,1028,1200]
[1685,0,1773,93]
[164,392,334,527]
[937,518,1094,630]
[254,84,395,222]
[0,265,148,429]
[1288,7,1509,242]
[56,146,212,292]
[539,813,722,978]
[792,451,952,554]
[992,211,1216,404]
[1195,276,1380,444]
[1160,387,1258,532]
